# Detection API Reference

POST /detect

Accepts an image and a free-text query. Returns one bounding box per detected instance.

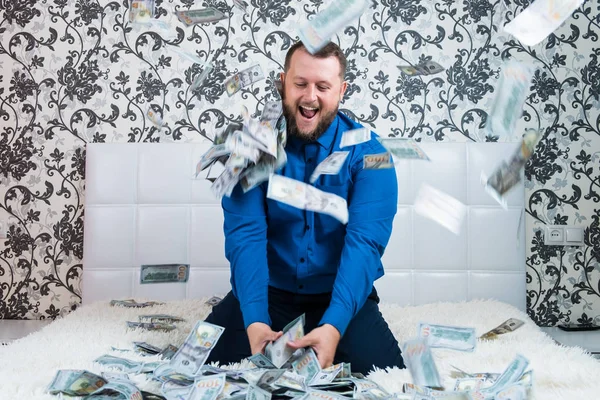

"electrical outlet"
[544,225,585,246]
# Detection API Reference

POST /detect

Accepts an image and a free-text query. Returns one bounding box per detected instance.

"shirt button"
[300,258,305,263]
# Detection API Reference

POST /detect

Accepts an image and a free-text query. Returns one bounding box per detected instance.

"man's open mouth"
[299,105,319,120]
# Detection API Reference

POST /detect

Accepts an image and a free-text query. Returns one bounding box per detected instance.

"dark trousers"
[204,286,405,375]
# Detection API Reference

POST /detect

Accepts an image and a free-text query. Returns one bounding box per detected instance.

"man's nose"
[304,85,317,102]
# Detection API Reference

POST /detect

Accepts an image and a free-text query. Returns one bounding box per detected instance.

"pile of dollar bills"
[46,299,530,400]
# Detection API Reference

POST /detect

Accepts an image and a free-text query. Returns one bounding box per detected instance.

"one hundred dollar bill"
[377,138,430,161]
[261,100,283,122]
[414,183,467,235]
[246,384,272,400]
[162,380,194,399]
[495,382,529,400]
[363,153,393,169]
[139,314,185,324]
[101,371,132,381]
[94,355,143,373]
[309,364,343,386]
[240,161,275,193]
[340,127,370,148]
[302,389,349,400]
[110,299,164,308]
[249,353,277,369]
[225,65,265,96]
[224,130,262,163]
[398,61,445,76]
[309,151,349,184]
[129,0,155,23]
[87,379,143,399]
[133,341,162,354]
[256,369,287,392]
[127,321,176,332]
[47,370,107,396]
[350,378,390,399]
[418,323,476,352]
[480,354,529,395]
[211,166,244,198]
[479,318,525,340]
[147,107,166,129]
[484,61,535,138]
[274,371,307,392]
[241,106,278,157]
[153,363,195,385]
[400,338,442,389]
[297,0,369,54]
[176,7,227,27]
[170,321,225,376]
[140,263,189,284]
[188,373,226,400]
[453,377,486,392]
[157,344,179,360]
[292,348,321,384]
[503,0,585,46]
[191,63,214,91]
[195,144,231,177]
[265,314,306,368]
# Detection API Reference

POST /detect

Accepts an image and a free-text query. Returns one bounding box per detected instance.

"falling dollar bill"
[480,354,529,396]
[265,314,306,368]
[363,153,393,169]
[47,370,107,396]
[129,0,155,23]
[418,323,477,352]
[414,183,467,235]
[309,152,349,184]
[170,321,225,376]
[140,263,189,284]
[241,105,278,157]
[503,0,585,46]
[86,379,144,399]
[224,130,262,163]
[485,61,535,138]
[340,127,370,148]
[453,377,486,392]
[187,373,226,400]
[176,7,227,27]
[398,61,445,76]
[297,0,369,54]
[377,138,430,161]
[233,0,249,14]
[261,100,283,122]
[94,355,143,373]
[401,338,443,389]
[479,318,525,340]
[482,129,542,208]
[139,314,185,324]
[240,161,275,193]
[211,166,244,198]
[292,348,321,384]
[127,321,176,332]
[110,299,164,308]
[146,107,166,129]
[191,63,214,91]
[267,174,349,224]
[225,65,265,96]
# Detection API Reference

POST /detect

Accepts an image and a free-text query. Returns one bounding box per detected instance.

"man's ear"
[340,80,348,101]
[279,72,285,85]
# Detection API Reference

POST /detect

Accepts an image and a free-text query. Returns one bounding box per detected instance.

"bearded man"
[205,41,405,375]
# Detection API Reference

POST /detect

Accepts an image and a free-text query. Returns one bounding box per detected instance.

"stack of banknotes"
[48,298,530,400]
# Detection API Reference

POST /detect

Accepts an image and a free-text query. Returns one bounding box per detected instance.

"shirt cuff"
[319,303,353,337]
[240,301,271,330]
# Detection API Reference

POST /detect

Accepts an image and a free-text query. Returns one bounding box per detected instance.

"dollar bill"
[397,61,445,77]
[453,377,486,392]
[350,378,390,399]
[340,127,371,148]
[363,153,393,170]
[94,355,143,373]
[158,344,179,361]
[111,299,166,308]
[377,138,430,161]
[217,381,248,400]
[309,152,349,184]
[309,364,343,386]
[191,63,214,91]
[503,0,585,46]
[480,354,529,395]
[400,338,442,389]
[127,321,176,332]
[249,353,277,369]
[414,183,467,235]
[225,65,265,96]
[495,382,528,400]
[265,314,306,368]
[176,7,227,27]
[188,373,226,400]
[133,341,162,355]
[170,321,225,376]
[306,184,349,224]
[261,101,283,122]
[485,61,535,138]
[256,369,287,392]
[139,360,167,374]
[233,0,249,14]
[196,144,231,177]
[162,380,194,399]
[211,166,244,198]
[274,371,307,392]
[246,384,272,400]
[301,390,349,400]
[240,162,275,193]
[205,296,224,306]
[129,0,155,23]
[482,129,542,206]
[243,115,278,157]
[86,379,143,399]
[417,323,476,352]
[47,370,107,396]
[101,371,132,381]
[402,383,468,398]
[139,314,185,324]
[153,363,195,385]
[479,318,525,340]
[292,348,321,384]
[225,130,262,163]
[140,264,189,284]
[297,0,369,54]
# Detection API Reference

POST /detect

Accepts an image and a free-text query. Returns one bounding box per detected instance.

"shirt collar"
[285,113,340,151]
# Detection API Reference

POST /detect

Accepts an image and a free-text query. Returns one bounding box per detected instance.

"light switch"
[565,227,584,244]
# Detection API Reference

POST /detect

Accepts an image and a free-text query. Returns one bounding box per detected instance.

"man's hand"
[247,322,283,355]
[288,324,341,369]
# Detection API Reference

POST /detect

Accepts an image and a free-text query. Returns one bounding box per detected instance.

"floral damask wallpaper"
[0,0,598,324]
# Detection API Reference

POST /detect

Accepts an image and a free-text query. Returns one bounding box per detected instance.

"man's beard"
[282,100,338,143]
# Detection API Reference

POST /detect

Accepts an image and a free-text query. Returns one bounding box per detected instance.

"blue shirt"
[222,112,398,336]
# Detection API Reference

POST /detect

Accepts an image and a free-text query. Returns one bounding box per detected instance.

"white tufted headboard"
[83,142,526,311]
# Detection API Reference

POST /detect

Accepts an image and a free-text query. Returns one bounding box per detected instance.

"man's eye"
[295,83,306,87]
[318,86,329,91]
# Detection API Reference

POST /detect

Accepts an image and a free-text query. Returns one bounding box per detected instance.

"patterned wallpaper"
[0,0,598,325]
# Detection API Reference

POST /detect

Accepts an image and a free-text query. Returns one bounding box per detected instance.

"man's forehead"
[288,50,342,80]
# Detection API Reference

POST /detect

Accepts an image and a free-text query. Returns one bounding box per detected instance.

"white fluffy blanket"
[0,298,598,399]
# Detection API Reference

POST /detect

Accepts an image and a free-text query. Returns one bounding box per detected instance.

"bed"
[1,142,598,399]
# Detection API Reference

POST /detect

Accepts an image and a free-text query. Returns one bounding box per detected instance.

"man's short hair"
[284,41,347,79]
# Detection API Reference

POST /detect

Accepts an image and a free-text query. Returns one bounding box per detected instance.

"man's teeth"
[300,106,318,111]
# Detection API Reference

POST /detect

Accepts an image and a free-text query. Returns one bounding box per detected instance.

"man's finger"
[287,335,313,349]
